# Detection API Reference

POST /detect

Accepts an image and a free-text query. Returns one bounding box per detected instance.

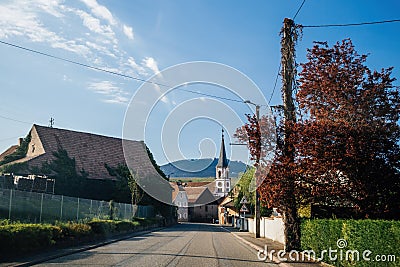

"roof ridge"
[34,124,138,142]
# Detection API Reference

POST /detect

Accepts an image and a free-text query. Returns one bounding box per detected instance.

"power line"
[293,0,306,20]
[268,63,281,105]
[0,114,33,125]
[268,1,304,106]
[0,40,166,86]
[0,40,247,105]
[179,88,244,103]
[302,19,400,28]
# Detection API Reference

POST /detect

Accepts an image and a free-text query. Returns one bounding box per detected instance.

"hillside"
[160,158,247,178]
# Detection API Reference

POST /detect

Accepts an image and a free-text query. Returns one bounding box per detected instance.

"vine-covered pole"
[280,18,300,251]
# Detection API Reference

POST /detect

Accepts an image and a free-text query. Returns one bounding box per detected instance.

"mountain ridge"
[160,158,247,178]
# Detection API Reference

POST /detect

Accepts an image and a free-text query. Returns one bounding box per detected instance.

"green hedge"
[0,224,57,252]
[0,218,161,256]
[301,219,400,267]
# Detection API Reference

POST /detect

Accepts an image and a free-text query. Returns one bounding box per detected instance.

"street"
[35,223,274,267]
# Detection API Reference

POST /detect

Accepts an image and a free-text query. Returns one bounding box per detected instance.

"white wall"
[247,217,285,245]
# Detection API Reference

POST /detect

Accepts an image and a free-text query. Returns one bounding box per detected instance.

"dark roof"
[3,124,157,180]
[0,145,18,162]
[216,130,229,168]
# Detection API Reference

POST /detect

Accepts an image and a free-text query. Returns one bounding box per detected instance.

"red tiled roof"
[184,182,210,187]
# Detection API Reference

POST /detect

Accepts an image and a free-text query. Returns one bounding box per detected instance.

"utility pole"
[280,18,300,251]
[244,100,261,238]
[254,104,261,238]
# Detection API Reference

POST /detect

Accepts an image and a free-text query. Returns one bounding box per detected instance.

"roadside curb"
[11,226,165,267]
[220,226,292,267]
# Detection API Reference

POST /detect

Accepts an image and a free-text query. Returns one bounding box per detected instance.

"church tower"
[215,129,230,197]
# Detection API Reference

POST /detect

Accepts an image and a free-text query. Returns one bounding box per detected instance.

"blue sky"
[0,0,399,165]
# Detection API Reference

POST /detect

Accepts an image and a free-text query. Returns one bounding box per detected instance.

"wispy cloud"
[0,0,161,105]
[88,80,130,104]
[74,9,117,43]
[80,0,116,26]
[123,24,134,40]
[143,57,160,75]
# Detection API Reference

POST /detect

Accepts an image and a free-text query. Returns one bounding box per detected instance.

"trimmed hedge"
[0,218,161,257]
[301,219,400,267]
[0,224,57,252]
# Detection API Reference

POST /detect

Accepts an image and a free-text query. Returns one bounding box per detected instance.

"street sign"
[240,196,249,204]
[240,204,249,213]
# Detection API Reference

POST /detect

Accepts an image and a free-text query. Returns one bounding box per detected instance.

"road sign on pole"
[240,204,249,213]
[240,196,249,204]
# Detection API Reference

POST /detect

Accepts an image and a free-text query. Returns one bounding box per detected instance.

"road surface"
[35,223,274,266]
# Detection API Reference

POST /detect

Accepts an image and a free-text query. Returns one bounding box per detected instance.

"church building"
[214,129,231,198]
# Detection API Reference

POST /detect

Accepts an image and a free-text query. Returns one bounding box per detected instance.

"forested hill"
[160,158,247,178]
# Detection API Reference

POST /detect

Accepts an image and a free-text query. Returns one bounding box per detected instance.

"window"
[205,206,208,212]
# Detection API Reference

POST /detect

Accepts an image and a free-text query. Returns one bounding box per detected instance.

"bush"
[0,218,162,256]
[55,222,92,239]
[88,219,145,235]
[0,223,58,252]
[301,219,400,267]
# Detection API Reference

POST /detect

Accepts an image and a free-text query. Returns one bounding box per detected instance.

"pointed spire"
[217,129,229,168]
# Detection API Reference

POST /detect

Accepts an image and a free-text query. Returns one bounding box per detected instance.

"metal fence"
[0,189,154,223]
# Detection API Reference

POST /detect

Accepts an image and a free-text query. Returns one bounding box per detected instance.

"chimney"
[18,138,23,146]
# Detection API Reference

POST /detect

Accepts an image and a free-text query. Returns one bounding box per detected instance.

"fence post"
[60,195,63,220]
[8,189,12,220]
[76,197,80,221]
[90,199,93,218]
[39,193,44,223]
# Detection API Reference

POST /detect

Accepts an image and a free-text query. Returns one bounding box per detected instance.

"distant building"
[171,183,189,221]
[214,129,231,198]
[169,129,231,223]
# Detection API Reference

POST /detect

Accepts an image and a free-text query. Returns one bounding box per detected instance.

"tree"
[48,148,86,198]
[237,38,400,252]
[107,164,143,206]
[233,167,272,216]
[296,39,400,218]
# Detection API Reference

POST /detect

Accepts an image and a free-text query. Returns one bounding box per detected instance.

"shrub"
[0,223,58,252]
[56,222,92,239]
[87,219,116,235]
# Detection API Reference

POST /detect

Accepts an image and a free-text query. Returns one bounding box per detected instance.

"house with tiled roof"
[0,125,172,202]
[1,124,161,179]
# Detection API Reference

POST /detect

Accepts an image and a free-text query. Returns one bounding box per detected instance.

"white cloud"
[74,9,117,44]
[35,0,65,18]
[0,1,161,104]
[85,41,116,58]
[126,57,147,76]
[103,96,130,104]
[142,57,160,75]
[80,0,116,25]
[160,95,169,103]
[0,4,90,57]
[88,80,130,104]
[123,24,134,40]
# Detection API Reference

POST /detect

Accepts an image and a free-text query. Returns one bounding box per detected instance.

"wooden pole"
[280,18,300,251]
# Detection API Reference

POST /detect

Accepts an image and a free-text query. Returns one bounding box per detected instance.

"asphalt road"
[34,223,275,267]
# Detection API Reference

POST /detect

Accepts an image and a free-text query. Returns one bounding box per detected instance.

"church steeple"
[215,128,230,198]
[217,129,229,168]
